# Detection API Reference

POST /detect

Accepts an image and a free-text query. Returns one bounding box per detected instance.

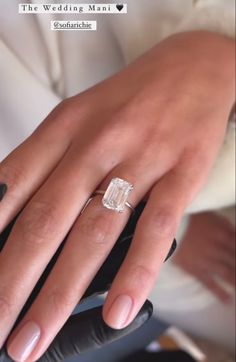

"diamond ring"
[93,177,135,214]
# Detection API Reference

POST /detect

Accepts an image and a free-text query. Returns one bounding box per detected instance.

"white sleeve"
[174,0,235,40]
[187,121,235,213]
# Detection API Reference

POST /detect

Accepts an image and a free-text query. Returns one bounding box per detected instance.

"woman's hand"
[174,212,235,303]
[0,203,154,362]
[0,30,234,361]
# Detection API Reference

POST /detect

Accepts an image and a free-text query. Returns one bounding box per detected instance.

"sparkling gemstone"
[102,178,133,212]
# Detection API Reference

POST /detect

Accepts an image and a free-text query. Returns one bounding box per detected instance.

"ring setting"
[94,177,134,213]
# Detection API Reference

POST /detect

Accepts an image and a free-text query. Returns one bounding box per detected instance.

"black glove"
[0,201,176,361]
[0,301,153,362]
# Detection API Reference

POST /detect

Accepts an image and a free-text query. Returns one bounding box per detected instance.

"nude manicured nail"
[0,183,7,201]
[106,295,133,329]
[8,321,41,362]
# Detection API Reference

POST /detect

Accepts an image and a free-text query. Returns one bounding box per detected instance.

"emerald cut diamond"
[102,178,134,212]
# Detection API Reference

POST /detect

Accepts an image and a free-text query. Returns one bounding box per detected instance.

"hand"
[0,203,162,361]
[0,30,234,361]
[174,212,235,303]
[0,204,173,362]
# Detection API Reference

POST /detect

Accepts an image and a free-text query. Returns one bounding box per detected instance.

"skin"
[174,211,235,303]
[0,31,235,361]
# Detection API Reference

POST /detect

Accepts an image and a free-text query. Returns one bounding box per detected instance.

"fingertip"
[103,294,133,329]
[102,298,153,331]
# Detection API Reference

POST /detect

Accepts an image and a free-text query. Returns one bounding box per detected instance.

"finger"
[0,203,174,342]
[103,163,204,329]
[0,203,175,316]
[0,100,75,232]
[80,215,176,302]
[0,139,116,348]
[83,201,148,300]
[0,202,145,322]
[0,203,144,336]
[38,300,153,362]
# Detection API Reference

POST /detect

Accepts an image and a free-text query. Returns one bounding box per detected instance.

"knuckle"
[142,207,177,239]
[79,211,114,248]
[50,98,72,119]
[59,97,72,109]
[51,99,74,129]
[60,96,88,118]
[46,97,87,134]
[47,288,74,315]
[111,97,141,126]
[17,201,59,247]
[98,111,130,142]
[183,145,212,173]
[0,162,27,195]
[129,263,156,290]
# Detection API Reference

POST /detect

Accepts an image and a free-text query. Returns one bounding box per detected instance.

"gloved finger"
[36,300,152,362]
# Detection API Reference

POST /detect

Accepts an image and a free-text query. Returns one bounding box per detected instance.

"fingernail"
[7,321,41,362]
[106,295,133,329]
[0,183,7,201]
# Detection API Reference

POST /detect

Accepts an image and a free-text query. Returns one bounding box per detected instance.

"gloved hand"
[0,301,153,362]
[0,202,176,361]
